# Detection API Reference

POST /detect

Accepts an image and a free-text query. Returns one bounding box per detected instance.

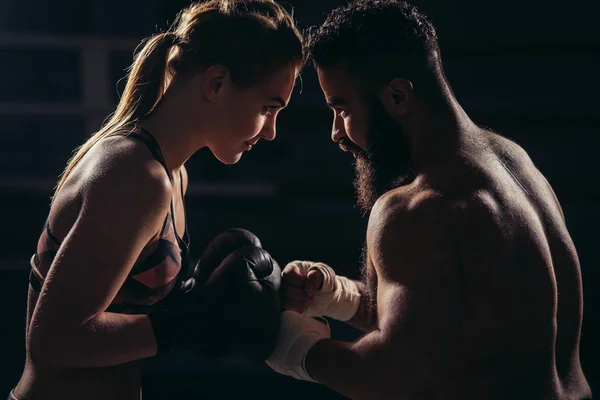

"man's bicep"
[346,280,378,332]
[377,267,460,346]
[344,246,379,332]
[368,195,462,381]
[374,260,461,390]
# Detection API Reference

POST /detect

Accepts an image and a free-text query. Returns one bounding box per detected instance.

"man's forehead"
[317,65,373,109]
[317,65,353,88]
[316,65,360,100]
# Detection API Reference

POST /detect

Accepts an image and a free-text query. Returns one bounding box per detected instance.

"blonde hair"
[53,0,303,199]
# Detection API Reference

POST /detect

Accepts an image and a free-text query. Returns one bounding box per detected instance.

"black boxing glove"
[180,228,262,293]
[150,246,281,361]
[199,246,282,360]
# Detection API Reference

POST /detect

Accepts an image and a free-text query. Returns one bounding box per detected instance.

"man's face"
[317,65,413,212]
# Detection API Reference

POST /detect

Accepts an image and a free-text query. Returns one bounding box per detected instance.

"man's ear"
[379,78,413,117]
[201,65,229,102]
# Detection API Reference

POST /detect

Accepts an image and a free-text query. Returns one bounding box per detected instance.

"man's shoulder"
[366,179,458,280]
[367,180,453,248]
[368,176,502,240]
[371,178,451,224]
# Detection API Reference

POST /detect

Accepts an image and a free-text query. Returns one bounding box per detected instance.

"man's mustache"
[339,138,366,157]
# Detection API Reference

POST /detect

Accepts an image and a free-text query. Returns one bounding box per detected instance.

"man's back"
[435,130,591,399]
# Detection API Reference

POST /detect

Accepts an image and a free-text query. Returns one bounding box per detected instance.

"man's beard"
[340,99,413,213]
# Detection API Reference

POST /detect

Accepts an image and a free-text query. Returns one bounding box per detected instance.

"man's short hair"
[305,0,446,97]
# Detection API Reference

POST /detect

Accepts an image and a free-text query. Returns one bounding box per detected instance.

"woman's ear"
[201,65,230,103]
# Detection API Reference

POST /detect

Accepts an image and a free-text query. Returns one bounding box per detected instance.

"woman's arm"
[28,154,172,369]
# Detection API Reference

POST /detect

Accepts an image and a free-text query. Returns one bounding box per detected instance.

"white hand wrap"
[266,310,331,381]
[287,261,361,321]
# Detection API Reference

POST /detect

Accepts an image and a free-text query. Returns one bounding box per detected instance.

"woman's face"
[208,64,298,165]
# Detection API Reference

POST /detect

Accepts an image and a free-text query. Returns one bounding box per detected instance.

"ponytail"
[53,0,304,201]
[52,32,178,200]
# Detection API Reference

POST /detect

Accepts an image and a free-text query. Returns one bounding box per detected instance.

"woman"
[11,1,303,399]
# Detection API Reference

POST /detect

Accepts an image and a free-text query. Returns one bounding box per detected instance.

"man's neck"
[407,96,476,173]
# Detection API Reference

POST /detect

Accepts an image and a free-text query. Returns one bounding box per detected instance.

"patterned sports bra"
[29,126,191,314]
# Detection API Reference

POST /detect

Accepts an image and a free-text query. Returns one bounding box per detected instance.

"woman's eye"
[263,106,278,115]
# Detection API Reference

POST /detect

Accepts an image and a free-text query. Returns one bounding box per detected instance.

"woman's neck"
[138,84,209,173]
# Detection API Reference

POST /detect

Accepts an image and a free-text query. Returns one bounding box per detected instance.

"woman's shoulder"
[73,131,169,193]
[85,137,171,207]
[50,131,172,236]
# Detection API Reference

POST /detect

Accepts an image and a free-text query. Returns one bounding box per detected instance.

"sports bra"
[29,125,191,314]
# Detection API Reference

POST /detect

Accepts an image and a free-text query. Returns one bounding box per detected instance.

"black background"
[0,0,598,398]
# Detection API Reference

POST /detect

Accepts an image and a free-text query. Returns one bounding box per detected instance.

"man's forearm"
[345,280,378,332]
[304,333,384,400]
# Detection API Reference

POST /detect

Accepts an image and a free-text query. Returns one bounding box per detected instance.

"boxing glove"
[180,228,262,293]
[150,246,281,361]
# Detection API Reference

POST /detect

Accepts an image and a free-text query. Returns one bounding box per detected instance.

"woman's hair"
[53,0,303,199]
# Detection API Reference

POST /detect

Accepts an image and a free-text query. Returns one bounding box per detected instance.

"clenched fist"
[280,260,361,321]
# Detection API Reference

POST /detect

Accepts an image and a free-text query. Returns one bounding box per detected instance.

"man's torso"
[368,130,591,399]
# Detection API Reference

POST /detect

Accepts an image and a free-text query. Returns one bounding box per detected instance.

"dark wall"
[0,0,598,398]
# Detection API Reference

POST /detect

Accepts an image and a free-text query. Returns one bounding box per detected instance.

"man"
[265,1,593,399]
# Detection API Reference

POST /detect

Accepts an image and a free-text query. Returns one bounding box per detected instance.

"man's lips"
[339,144,358,158]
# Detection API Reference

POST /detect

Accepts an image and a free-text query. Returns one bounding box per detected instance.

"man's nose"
[331,115,345,142]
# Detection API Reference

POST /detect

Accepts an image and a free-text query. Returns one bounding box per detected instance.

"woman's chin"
[216,152,243,165]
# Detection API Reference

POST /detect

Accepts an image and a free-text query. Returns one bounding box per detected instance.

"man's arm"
[304,191,462,400]
[345,279,377,333]
[281,260,378,332]
[305,333,388,399]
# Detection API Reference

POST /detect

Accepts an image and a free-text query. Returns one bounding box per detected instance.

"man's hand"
[266,310,331,381]
[280,261,324,313]
[281,261,361,322]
